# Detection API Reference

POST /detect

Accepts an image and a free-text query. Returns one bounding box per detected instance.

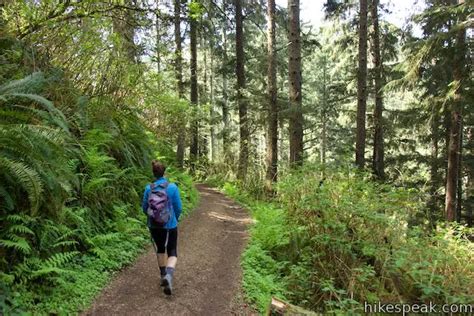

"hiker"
[142,160,183,295]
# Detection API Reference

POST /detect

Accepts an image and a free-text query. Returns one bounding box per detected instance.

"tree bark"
[445,0,465,222]
[268,297,318,315]
[174,0,185,168]
[210,29,216,162]
[221,0,230,158]
[206,2,216,161]
[265,0,278,187]
[428,107,440,226]
[355,0,368,169]
[200,24,209,158]
[235,0,249,180]
[156,10,161,73]
[321,55,328,165]
[190,6,199,167]
[112,1,137,63]
[446,113,462,222]
[0,0,5,37]
[288,0,304,166]
[370,0,384,179]
[456,123,463,222]
[466,127,473,227]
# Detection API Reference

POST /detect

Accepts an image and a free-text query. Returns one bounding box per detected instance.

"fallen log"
[267,297,320,315]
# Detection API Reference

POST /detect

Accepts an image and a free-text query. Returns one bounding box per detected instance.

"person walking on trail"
[142,160,183,295]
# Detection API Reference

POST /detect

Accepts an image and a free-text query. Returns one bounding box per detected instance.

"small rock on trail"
[84,184,254,316]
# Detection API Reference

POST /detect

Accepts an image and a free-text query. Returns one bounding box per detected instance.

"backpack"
[147,182,172,226]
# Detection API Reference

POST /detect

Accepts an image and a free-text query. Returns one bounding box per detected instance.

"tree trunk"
[370,0,384,179]
[174,0,185,168]
[156,10,161,73]
[210,39,216,162]
[0,0,5,37]
[355,0,368,169]
[428,107,440,226]
[288,0,304,166]
[265,0,278,187]
[235,0,249,180]
[321,55,328,165]
[113,1,137,63]
[268,297,318,315]
[456,123,463,222]
[190,7,199,166]
[200,24,209,158]
[209,5,216,162]
[445,0,465,222]
[221,0,230,159]
[446,113,462,222]
[279,70,287,164]
[466,127,473,227]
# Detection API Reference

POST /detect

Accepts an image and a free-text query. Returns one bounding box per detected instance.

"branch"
[18,3,156,39]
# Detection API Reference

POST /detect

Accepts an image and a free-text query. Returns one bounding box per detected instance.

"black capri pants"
[149,227,178,257]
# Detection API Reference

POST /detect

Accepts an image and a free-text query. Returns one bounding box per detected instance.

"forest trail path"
[83,184,253,316]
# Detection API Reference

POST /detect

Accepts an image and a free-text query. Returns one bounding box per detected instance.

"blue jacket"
[142,177,182,229]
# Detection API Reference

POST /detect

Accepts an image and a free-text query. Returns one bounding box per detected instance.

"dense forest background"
[0,0,472,314]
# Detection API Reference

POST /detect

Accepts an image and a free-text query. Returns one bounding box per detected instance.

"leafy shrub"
[277,165,473,312]
[0,73,199,314]
[225,164,474,313]
[222,184,289,312]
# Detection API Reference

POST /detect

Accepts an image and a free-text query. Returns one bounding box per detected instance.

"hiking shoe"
[163,274,173,295]
[160,275,166,287]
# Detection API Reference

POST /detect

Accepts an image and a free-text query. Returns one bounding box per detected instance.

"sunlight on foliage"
[221,165,474,313]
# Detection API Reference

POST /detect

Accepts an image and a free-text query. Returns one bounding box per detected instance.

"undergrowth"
[218,165,474,314]
[0,69,198,314]
[221,183,289,312]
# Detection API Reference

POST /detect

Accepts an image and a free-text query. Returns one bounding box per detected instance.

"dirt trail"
[84,184,253,316]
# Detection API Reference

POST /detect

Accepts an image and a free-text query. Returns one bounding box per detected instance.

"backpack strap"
[151,181,168,193]
[158,181,169,189]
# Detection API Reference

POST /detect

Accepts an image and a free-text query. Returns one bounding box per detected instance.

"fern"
[52,240,79,249]
[7,225,35,236]
[0,185,14,211]
[7,93,69,131]
[30,266,68,278]
[42,251,79,268]
[0,271,15,284]
[0,72,46,94]
[0,109,30,122]
[89,247,108,260]
[88,233,121,245]
[0,237,32,255]
[0,157,43,212]
[0,70,198,313]
[60,207,86,226]
[5,214,33,223]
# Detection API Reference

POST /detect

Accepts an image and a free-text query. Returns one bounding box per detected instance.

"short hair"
[152,160,166,178]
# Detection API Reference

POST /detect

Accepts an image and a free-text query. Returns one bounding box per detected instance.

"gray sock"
[166,267,175,276]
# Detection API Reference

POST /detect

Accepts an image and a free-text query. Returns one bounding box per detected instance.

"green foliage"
[0,4,200,314]
[224,164,474,313]
[189,1,205,20]
[278,165,473,312]
[0,71,199,314]
[222,183,288,312]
